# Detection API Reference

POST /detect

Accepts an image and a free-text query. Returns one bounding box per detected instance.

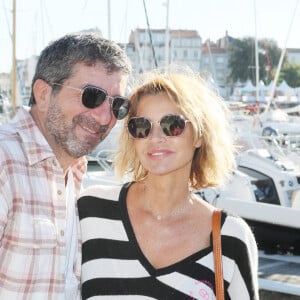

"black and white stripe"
[78,183,259,300]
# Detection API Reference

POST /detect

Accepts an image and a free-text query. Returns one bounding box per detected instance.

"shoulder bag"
[212,209,224,300]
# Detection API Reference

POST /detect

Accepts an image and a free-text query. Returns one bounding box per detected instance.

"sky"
[0,0,300,73]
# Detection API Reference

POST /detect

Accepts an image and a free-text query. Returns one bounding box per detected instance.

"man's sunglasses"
[127,114,190,139]
[52,83,130,120]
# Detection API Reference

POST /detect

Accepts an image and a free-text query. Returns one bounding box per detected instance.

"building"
[170,29,202,71]
[0,72,11,115]
[200,32,235,98]
[0,73,11,98]
[3,27,299,105]
[126,28,202,75]
[286,48,300,65]
[16,55,39,105]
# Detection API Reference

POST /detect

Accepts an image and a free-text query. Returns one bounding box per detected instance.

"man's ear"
[32,79,52,112]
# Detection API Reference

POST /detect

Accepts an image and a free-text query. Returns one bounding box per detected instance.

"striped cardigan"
[78,183,259,300]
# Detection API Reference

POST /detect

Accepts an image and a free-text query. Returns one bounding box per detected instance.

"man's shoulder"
[0,122,16,136]
[0,107,31,139]
[0,122,21,153]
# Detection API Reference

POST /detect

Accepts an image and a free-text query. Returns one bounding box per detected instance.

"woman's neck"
[140,179,193,221]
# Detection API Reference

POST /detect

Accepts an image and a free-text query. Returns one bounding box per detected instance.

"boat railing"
[242,132,300,155]
[95,149,116,172]
[258,134,300,157]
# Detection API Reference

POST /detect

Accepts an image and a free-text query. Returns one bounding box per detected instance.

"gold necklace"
[143,183,193,221]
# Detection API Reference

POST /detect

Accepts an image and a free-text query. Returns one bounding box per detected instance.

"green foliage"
[279,63,300,88]
[228,37,283,85]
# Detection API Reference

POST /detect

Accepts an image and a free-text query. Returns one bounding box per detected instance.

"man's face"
[45,63,128,158]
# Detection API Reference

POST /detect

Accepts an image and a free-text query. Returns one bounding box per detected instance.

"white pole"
[263,0,299,113]
[107,0,111,39]
[11,0,17,115]
[165,0,170,68]
[254,0,259,103]
[207,39,216,81]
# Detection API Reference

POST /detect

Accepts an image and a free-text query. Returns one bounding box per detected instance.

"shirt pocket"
[9,215,58,249]
[32,217,58,248]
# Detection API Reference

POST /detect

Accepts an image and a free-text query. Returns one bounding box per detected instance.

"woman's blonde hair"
[114,65,237,189]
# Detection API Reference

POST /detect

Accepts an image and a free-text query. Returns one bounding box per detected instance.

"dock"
[258,251,300,299]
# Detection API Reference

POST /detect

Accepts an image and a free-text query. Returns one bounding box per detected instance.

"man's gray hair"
[29,33,131,105]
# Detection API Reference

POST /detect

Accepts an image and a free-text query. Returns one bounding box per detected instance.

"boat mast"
[207,39,216,81]
[11,0,16,115]
[253,0,259,103]
[164,0,170,68]
[142,0,158,68]
[107,0,111,39]
[263,0,299,113]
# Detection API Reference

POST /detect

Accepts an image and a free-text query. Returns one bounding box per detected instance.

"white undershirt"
[65,170,79,299]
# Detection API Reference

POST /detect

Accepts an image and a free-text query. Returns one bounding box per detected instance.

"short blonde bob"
[114,66,237,189]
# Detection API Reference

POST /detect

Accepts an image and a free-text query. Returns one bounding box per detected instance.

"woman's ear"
[195,137,202,148]
[32,79,52,112]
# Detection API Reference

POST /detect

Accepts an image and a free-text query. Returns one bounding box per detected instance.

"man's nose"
[90,97,115,125]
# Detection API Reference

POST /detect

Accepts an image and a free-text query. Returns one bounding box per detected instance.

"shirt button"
[57,190,62,195]
[60,230,64,236]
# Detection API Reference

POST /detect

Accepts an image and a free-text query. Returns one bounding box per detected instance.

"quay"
[258,251,300,299]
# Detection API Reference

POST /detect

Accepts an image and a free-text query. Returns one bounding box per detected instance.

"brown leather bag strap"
[212,210,224,300]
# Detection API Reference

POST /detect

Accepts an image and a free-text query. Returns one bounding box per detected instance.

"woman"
[78,67,259,299]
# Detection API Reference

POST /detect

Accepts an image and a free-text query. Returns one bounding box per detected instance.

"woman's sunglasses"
[52,83,130,120]
[127,114,190,139]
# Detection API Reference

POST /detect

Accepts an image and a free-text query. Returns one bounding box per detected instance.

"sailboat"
[200,0,300,255]
[199,147,300,254]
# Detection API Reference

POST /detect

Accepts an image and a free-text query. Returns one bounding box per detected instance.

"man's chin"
[65,142,95,158]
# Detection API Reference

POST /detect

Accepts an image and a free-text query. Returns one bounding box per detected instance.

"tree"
[227,37,282,85]
[278,63,300,88]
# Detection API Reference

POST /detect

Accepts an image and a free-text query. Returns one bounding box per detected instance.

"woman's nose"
[149,122,166,140]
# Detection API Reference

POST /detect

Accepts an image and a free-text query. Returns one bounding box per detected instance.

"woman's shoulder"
[221,210,256,243]
[78,184,126,220]
[220,210,258,263]
[79,183,124,201]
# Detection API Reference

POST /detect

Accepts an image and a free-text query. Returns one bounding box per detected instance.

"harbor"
[1,0,300,297]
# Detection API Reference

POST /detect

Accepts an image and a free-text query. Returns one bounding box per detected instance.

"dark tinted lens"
[112,98,130,120]
[82,87,107,109]
[128,117,152,138]
[160,115,186,136]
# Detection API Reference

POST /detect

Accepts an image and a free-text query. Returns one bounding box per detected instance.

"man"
[0,33,131,299]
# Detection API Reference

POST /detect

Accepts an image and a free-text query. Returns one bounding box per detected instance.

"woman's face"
[132,92,201,178]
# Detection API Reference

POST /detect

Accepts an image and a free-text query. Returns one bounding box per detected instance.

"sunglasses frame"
[127,114,190,139]
[52,83,130,120]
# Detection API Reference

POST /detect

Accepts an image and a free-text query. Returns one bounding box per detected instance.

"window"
[238,166,280,205]
[216,57,224,63]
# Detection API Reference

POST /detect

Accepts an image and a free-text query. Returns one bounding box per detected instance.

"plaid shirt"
[0,107,87,299]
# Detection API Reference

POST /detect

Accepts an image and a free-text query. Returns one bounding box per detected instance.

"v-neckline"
[119,183,213,276]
